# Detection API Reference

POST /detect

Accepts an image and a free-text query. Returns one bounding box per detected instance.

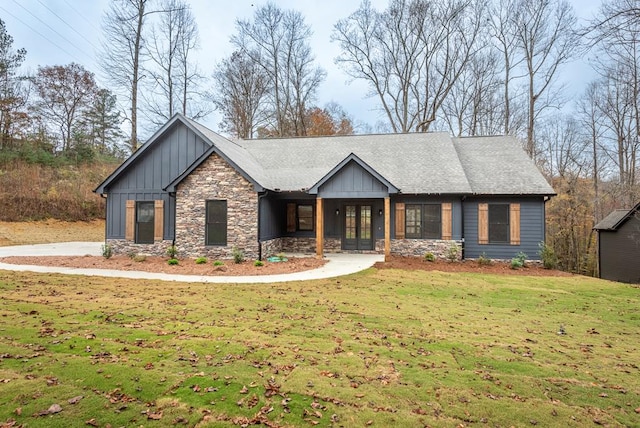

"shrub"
[477,252,492,266]
[232,247,244,264]
[423,252,435,262]
[213,260,224,266]
[254,260,264,267]
[195,257,207,264]
[510,252,527,270]
[132,254,146,263]
[167,258,179,265]
[510,258,524,269]
[101,244,113,259]
[538,242,558,269]
[166,245,178,259]
[446,244,459,262]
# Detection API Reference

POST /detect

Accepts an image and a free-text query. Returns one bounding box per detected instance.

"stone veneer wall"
[106,239,173,257]
[175,153,259,259]
[390,239,462,260]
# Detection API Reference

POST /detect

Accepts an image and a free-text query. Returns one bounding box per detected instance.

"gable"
[95,116,211,193]
[315,160,391,198]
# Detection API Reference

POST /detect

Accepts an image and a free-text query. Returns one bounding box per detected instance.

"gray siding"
[105,123,210,239]
[599,215,640,283]
[463,197,546,260]
[318,161,389,198]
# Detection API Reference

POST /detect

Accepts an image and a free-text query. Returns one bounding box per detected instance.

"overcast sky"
[1,0,603,135]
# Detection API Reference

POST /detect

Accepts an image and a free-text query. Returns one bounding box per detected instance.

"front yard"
[0,266,638,427]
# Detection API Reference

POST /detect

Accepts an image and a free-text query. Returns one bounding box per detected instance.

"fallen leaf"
[48,404,62,414]
[85,418,98,426]
[147,411,163,420]
[68,396,83,404]
[239,385,248,394]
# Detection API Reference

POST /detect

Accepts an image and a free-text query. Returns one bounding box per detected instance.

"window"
[405,204,441,239]
[488,204,509,243]
[405,205,421,238]
[135,201,155,244]
[287,203,314,232]
[297,205,314,231]
[206,200,227,245]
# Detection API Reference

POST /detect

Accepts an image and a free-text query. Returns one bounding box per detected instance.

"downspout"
[169,192,176,247]
[460,196,466,260]
[257,190,268,261]
[100,194,107,247]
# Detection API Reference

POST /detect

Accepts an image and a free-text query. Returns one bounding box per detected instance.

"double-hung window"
[206,200,227,246]
[405,204,442,239]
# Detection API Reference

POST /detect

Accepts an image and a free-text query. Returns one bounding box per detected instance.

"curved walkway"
[0,242,384,283]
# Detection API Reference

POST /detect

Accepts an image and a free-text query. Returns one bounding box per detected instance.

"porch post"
[316,197,324,258]
[384,196,391,261]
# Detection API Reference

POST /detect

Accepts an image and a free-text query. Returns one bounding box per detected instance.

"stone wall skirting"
[106,239,173,257]
[391,239,462,260]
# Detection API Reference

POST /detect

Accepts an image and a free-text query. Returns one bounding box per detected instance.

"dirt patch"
[374,255,574,276]
[0,255,326,276]
[0,219,105,247]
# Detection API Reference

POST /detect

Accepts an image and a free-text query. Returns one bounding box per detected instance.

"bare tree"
[0,18,28,149]
[231,3,325,137]
[333,0,484,133]
[212,50,270,139]
[514,0,579,158]
[100,0,152,152]
[142,0,207,127]
[31,63,99,152]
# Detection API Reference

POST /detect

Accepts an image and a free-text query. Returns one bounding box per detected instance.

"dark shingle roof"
[594,203,640,230]
[453,136,555,195]
[99,114,556,197]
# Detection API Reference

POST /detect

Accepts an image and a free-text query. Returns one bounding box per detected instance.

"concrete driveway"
[0,242,383,283]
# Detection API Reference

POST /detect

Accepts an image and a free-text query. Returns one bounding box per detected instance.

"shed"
[593,202,640,283]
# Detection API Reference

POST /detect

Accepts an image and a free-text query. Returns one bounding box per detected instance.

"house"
[593,202,640,283]
[94,113,555,261]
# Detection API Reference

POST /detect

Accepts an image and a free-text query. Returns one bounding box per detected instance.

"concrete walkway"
[0,242,384,283]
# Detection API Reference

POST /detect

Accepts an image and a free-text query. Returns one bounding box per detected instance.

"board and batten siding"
[105,123,210,239]
[317,161,389,198]
[463,197,546,260]
[599,215,640,283]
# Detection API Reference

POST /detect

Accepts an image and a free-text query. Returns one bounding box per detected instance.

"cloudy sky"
[1,0,603,135]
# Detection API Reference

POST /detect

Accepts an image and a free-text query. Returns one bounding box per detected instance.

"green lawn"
[0,268,638,427]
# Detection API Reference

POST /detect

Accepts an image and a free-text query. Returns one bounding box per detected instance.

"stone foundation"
[391,239,462,260]
[106,239,174,257]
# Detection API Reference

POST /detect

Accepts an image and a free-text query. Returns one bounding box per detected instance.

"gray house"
[94,113,555,261]
[594,202,640,283]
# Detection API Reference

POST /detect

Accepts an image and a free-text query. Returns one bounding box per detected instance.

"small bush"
[232,247,244,264]
[166,245,178,259]
[167,258,179,265]
[213,260,224,266]
[446,244,459,262]
[132,254,146,263]
[477,252,492,266]
[538,242,557,269]
[424,252,435,262]
[254,260,264,267]
[195,257,207,264]
[101,244,113,259]
[510,258,524,269]
[515,252,528,267]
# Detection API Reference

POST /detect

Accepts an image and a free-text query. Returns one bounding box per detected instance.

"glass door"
[343,204,373,250]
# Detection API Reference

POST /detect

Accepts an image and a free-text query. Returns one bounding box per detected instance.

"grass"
[0,268,638,427]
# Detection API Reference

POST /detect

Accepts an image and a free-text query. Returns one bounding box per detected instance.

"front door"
[343,204,373,250]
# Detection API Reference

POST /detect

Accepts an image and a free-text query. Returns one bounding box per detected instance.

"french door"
[343,204,373,250]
